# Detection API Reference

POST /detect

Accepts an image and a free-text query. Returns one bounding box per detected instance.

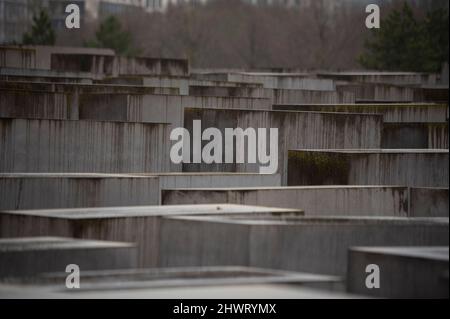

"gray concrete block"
[0,204,303,267]
[287,149,449,187]
[31,266,342,293]
[0,84,179,120]
[158,215,449,275]
[0,237,137,278]
[0,67,93,84]
[79,94,271,128]
[347,246,449,298]
[0,281,362,299]
[0,89,73,120]
[382,123,448,149]
[273,103,449,123]
[162,186,412,217]
[409,187,449,217]
[0,173,281,210]
[183,108,382,185]
[190,86,355,104]
[162,186,449,217]
[0,118,172,173]
[336,83,415,102]
[317,72,437,86]
[194,72,336,91]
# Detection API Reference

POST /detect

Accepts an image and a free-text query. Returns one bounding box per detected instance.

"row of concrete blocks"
[0,205,447,279]
[0,120,447,186]
[2,236,446,298]
[2,90,447,153]
[2,86,448,123]
[0,173,280,210]
[0,46,190,78]
[0,173,447,217]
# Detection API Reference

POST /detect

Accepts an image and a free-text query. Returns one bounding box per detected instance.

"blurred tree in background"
[22,9,55,45]
[85,15,138,56]
[359,2,449,72]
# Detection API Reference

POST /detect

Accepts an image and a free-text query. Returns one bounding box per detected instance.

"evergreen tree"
[359,2,448,72]
[22,9,55,45]
[85,16,137,56]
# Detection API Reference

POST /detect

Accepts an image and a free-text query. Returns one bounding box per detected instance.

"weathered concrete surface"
[194,72,336,91]
[0,81,180,96]
[183,108,382,185]
[0,46,37,69]
[1,46,189,78]
[415,86,449,103]
[336,83,415,102]
[0,118,172,173]
[409,187,449,217]
[162,186,411,217]
[0,67,93,84]
[158,215,449,275]
[317,72,438,86]
[162,186,449,218]
[0,82,179,120]
[0,89,73,120]
[190,86,355,104]
[80,94,271,128]
[115,56,189,77]
[0,173,281,210]
[287,149,449,188]
[0,282,361,299]
[347,246,449,298]
[99,76,264,95]
[382,123,448,149]
[0,173,160,209]
[0,237,137,278]
[0,204,303,267]
[29,266,342,292]
[273,103,449,123]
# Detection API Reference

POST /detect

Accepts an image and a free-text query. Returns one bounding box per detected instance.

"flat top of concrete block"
[289,149,450,154]
[0,204,303,219]
[350,246,449,262]
[0,237,134,252]
[166,215,449,227]
[35,266,340,290]
[0,282,362,299]
[0,172,279,179]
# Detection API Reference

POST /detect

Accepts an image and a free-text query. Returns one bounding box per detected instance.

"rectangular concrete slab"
[273,103,449,123]
[162,186,449,217]
[0,282,362,299]
[183,108,382,185]
[0,173,281,210]
[30,266,342,293]
[194,72,336,91]
[287,149,449,187]
[190,86,354,104]
[0,118,172,173]
[79,94,271,128]
[0,204,303,267]
[157,215,449,276]
[347,246,449,298]
[381,123,448,149]
[0,237,137,278]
